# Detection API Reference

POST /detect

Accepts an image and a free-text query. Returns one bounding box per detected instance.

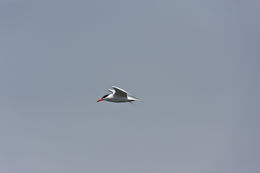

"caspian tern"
[97,86,139,103]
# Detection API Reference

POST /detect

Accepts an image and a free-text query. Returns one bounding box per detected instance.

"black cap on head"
[102,94,109,98]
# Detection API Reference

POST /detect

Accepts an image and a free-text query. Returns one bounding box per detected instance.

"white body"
[105,94,138,103]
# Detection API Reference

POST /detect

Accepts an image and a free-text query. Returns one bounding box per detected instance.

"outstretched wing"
[112,86,128,97]
[108,89,115,94]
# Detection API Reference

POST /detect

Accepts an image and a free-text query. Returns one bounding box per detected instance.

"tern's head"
[97,94,109,102]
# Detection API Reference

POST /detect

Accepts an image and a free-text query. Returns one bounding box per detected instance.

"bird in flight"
[97,86,139,103]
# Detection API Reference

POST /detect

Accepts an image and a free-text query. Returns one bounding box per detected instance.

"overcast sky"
[0,0,260,173]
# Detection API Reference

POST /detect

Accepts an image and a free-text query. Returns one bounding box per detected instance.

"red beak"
[97,98,103,102]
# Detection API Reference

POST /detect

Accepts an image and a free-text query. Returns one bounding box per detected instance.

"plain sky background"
[0,0,260,173]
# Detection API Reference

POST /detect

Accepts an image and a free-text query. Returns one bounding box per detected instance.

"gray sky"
[1,0,260,173]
